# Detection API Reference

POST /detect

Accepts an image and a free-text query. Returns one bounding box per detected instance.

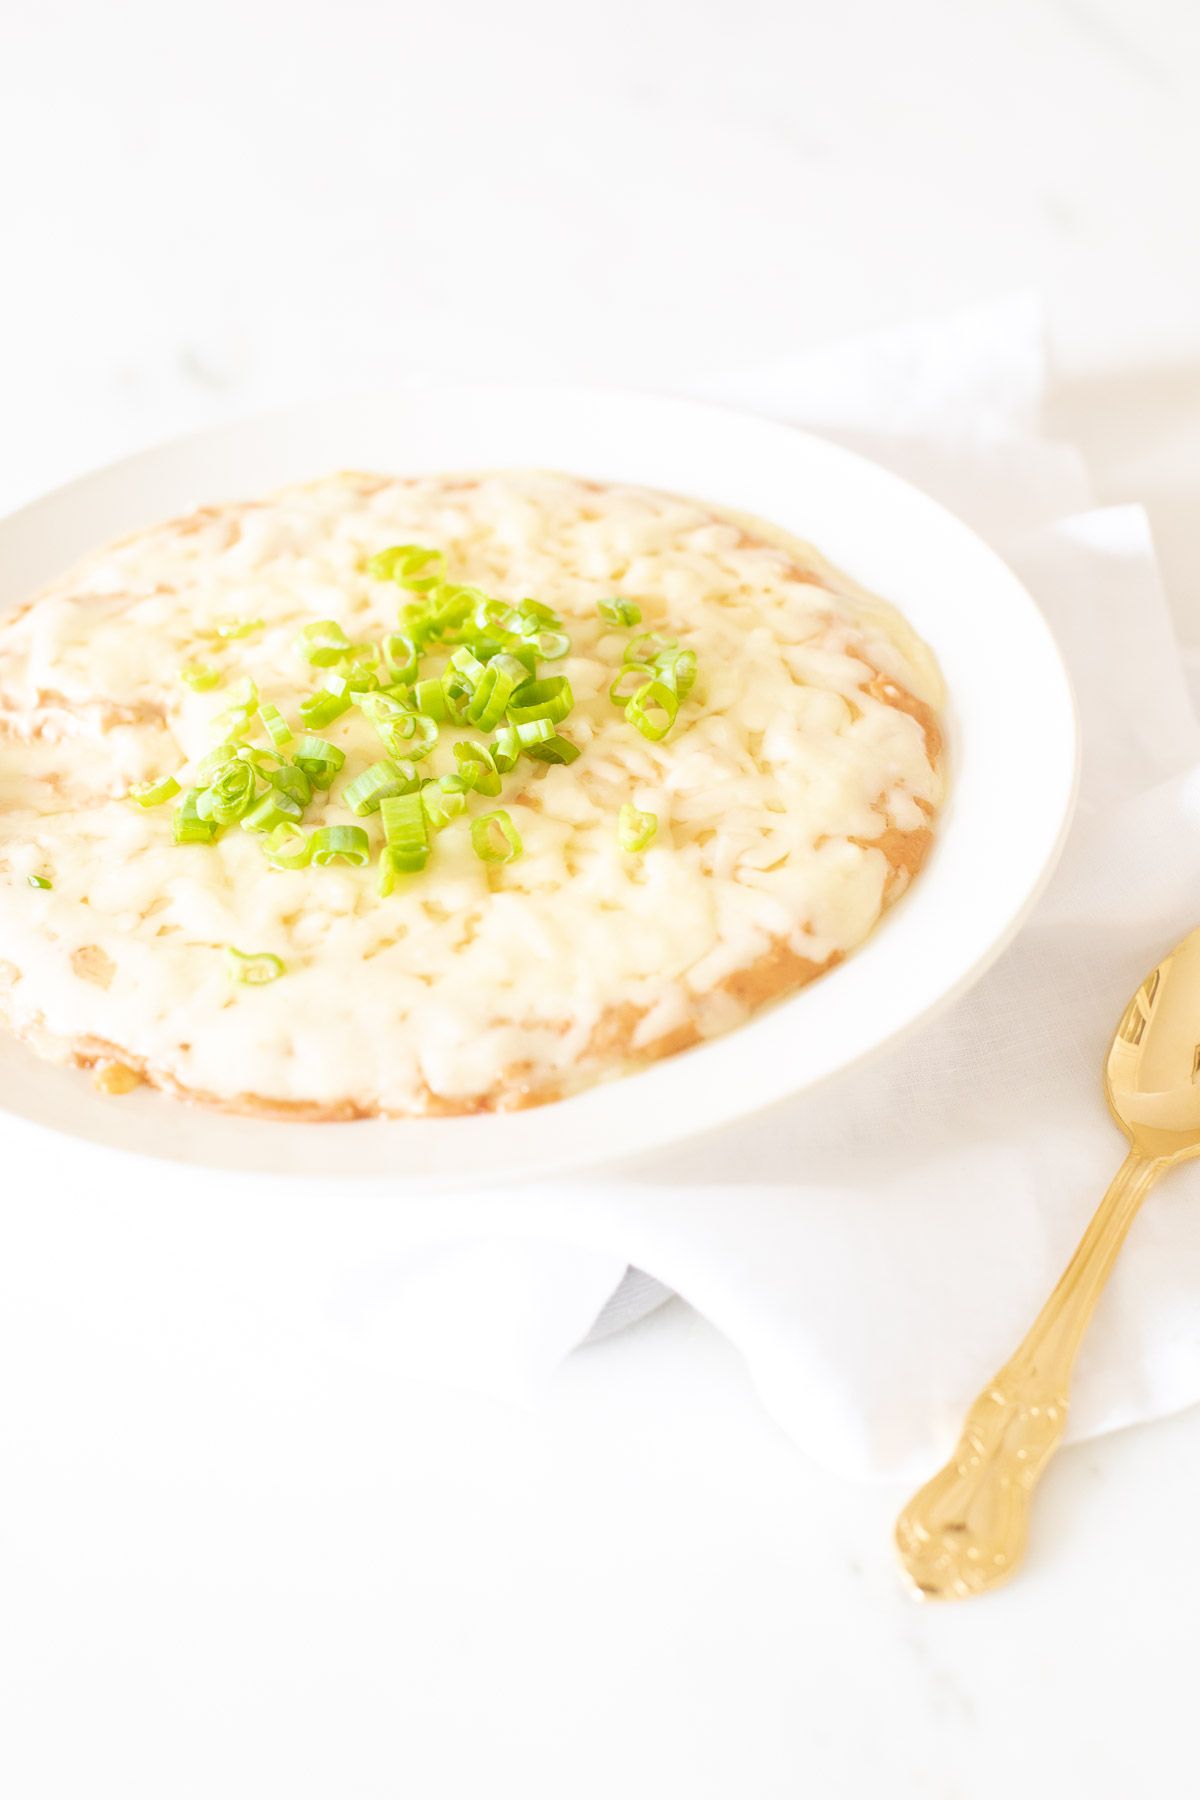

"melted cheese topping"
[0,471,944,1116]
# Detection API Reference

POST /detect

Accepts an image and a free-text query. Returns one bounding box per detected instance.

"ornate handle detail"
[895,1151,1164,1600]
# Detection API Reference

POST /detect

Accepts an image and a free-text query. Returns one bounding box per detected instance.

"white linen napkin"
[5,295,1200,1483]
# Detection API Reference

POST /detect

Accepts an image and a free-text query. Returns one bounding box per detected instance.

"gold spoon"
[896,925,1200,1600]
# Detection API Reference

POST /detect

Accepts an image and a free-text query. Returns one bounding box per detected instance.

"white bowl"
[0,388,1078,1189]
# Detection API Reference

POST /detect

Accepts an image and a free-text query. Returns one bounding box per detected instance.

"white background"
[2,1,1200,1794]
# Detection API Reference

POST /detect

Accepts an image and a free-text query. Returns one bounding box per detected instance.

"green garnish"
[129,774,181,808]
[599,598,641,627]
[259,703,294,748]
[225,947,285,984]
[294,620,351,666]
[625,679,678,742]
[618,805,658,852]
[342,758,419,816]
[309,825,371,867]
[470,809,522,864]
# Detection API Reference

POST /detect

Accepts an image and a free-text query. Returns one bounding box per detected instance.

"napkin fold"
[336,294,1200,1479]
[6,296,1199,1483]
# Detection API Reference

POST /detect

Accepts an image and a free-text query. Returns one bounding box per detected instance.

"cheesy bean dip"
[0,471,944,1117]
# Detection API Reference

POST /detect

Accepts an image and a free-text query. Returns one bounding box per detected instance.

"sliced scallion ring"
[292,736,346,788]
[470,809,522,864]
[367,544,445,592]
[309,825,370,867]
[420,775,470,831]
[343,758,420,816]
[624,632,678,667]
[268,763,313,809]
[598,598,642,627]
[452,740,502,796]
[173,789,219,844]
[179,662,221,692]
[259,702,294,748]
[294,620,351,666]
[507,676,573,726]
[27,874,52,890]
[523,732,580,765]
[129,774,181,808]
[262,822,312,870]
[225,947,286,984]
[379,791,429,873]
[625,679,679,742]
[618,804,658,852]
[608,662,655,707]
[214,616,264,640]
[240,791,303,834]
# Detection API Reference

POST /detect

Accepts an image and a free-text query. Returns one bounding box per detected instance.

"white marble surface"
[2,0,1200,1793]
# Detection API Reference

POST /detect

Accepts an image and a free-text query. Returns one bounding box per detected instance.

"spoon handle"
[895,1149,1163,1600]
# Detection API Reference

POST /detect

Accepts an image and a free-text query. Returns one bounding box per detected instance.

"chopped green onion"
[225,947,285,985]
[129,774,181,808]
[655,646,697,701]
[465,653,526,731]
[196,759,258,824]
[195,744,239,781]
[517,599,562,631]
[268,764,313,809]
[619,804,658,852]
[379,792,430,873]
[427,583,482,640]
[292,736,346,788]
[452,740,502,796]
[609,662,655,707]
[368,544,445,592]
[27,874,52,890]
[625,632,677,666]
[413,677,450,721]
[259,703,294,748]
[491,725,522,772]
[490,717,554,765]
[359,690,414,731]
[343,758,420,815]
[294,620,351,666]
[449,646,487,688]
[179,662,221,692]
[212,702,257,741]
[625,679,679,742]
[212,677,259,740]
[380,632,419,683]
[529,629,570,660]
[380,714,438,761]
[474,596,523,634]
[173,789,219,844]
[599,598,642,627]
[309,825,370,867]
[514,718,557,748]
[240,791,303,834]
[420,775,470,831]
[507,676,573,726]
[214,617,263,640]
[299,672,353,729]
[470,809,523,864]
[523,733,580,765]
[235,745,285,773]
[262,822,312,870]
